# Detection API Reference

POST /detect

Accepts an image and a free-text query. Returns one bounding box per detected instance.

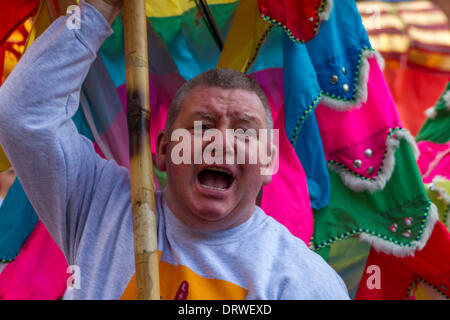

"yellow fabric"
[360,14,404,32]
[413,281,447,300]
[408,49,450,72]
[408,27,450,47]
[368,33,409,54]
[356,2,394,13]
[395,1,434,11]
[0,146,11,172]
[121,251,248,300]
[25,1,56,52]
[216,0,270,73]
[145,0,238,18]
[399,11,448,26]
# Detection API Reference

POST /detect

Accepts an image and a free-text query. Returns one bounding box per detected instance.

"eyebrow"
[231,113,262,126]
[190,112,218,121]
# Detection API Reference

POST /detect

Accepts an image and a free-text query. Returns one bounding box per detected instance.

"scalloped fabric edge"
[328,128,419,193]
[260,0,325,45]
[320,49,385,111]
[359,202,439,258]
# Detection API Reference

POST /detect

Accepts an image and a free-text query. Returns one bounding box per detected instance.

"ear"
[261,143,278,186]
[155,130,169,172]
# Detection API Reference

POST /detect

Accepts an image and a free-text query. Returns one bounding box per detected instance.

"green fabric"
[313,139,430,250]
[150,3,238,80]
[416,112,450,144]
[416,82,450,144]
[433,83,450,112]
[327,237,371,299]
[154,166,167,189]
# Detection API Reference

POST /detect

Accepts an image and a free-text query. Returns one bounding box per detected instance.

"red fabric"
[0,42,5,85]
[258,0,323,43]
[355,221,450,300]
[0,222,69,300]
[0,0,39,45]
[383,66,449,137]
[0,0,39,82]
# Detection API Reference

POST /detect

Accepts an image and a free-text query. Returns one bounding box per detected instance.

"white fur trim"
[328,129,419,193]
[443,90,450,109]
[320,50,380,111]
[395,129,420,159]
[425,106,437,119]
[359,203,439,257]
[319,0,333,21]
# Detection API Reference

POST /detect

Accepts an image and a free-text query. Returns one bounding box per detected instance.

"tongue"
[199,170,229,190]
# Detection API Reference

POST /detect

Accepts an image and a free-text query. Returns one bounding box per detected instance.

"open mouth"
[197,167,234,191]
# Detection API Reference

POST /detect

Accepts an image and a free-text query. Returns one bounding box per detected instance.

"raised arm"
[0,1,122,262]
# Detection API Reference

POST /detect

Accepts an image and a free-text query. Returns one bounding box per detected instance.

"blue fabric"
[305,0,372,102]
[0,178,38,261]
[283,33,330,210]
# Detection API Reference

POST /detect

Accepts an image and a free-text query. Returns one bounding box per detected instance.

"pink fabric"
[316,57,402,178]
[417,141,450,183]
[0,222,69,300]
[251,68,314,245]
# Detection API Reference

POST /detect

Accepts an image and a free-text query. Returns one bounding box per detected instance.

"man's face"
[156,86,276,231]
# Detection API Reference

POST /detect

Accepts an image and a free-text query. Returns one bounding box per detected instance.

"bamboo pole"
[123,0,160,300]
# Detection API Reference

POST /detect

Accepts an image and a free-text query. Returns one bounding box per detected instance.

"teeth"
[199,184,227,191]
[206,168,231,175]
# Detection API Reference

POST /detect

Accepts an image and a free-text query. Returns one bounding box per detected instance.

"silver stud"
[440,284,447,291]
[308,17,314,22]
[391,223,398,232]
[331,75,339,84]
[364,148,373,158]
[402,229,411,238]
[367,167,374,175]
[343,84,350,92]
[342,67,347,75]
[405,217,413,226]
[353,159,362,169]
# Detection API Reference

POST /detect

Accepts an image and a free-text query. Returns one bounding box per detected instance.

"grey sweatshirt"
[0,1,349,300]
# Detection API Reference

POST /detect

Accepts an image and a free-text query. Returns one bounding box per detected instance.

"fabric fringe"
[320,50,381,111]
[329,129,419,193]
[319,0,333,21]
[425,106,437,119]
[443,91,450,109]
[359,203,439,257]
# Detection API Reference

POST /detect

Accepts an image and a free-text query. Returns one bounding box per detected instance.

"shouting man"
[0,0,349,299]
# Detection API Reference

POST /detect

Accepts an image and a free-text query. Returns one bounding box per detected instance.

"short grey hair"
[165,68,273,133]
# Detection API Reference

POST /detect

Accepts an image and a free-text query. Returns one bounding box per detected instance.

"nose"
[202,126,235,165]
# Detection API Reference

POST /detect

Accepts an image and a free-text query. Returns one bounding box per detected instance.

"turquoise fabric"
[305,0,372,102]
[283,33,330,210]
[0,178,38,261]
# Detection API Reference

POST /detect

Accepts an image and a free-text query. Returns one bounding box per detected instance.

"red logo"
[174,281,189,300]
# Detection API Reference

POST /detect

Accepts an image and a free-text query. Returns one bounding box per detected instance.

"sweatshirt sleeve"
[0,1,122,263]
